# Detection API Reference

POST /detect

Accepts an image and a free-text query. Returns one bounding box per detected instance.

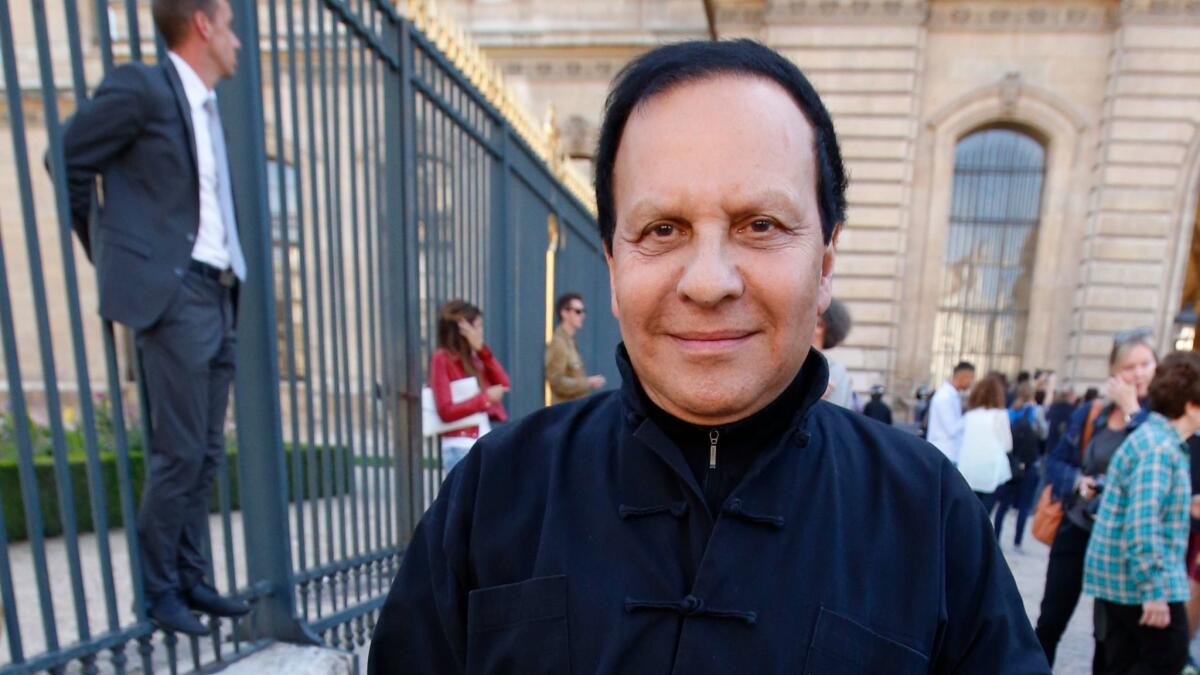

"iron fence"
[0,0,612,671]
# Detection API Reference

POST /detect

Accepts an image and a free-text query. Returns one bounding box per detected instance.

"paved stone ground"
[220,643,353,675]
[6,491,1195,674]
[996,511,1093,675]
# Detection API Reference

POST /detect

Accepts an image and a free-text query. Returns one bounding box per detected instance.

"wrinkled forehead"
[613,74,819,216]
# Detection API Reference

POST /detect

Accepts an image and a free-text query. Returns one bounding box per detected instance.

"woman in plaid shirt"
[1083,351,1200,675]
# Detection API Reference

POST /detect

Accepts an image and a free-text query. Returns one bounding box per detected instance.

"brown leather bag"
[1031,399,1105,546]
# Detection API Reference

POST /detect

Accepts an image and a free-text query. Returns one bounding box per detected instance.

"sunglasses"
[569,307,587,316]
[1113,326,1152,345]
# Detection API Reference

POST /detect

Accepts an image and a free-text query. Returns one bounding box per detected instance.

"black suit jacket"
[63,59,203,330]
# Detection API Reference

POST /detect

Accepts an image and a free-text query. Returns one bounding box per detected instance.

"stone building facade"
[1,0,1198,413]
[440,0,1200,404]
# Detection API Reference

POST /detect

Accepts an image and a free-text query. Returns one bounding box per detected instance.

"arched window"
[931,126,1045,383]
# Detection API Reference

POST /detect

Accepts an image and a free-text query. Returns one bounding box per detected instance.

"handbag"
[1031,399,1105,546]
[421,377,491,437]
[1031,485,1062,545]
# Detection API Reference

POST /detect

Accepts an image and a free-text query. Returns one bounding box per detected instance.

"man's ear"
[817,222,841,313]
[192,9,212,40]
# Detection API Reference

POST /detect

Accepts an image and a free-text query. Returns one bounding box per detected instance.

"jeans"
[994,459,1042,546]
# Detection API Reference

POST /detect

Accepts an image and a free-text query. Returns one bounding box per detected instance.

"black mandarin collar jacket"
[369,346,1048,674]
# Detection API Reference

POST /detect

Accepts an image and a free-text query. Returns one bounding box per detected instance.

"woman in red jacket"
[429,300,510,472]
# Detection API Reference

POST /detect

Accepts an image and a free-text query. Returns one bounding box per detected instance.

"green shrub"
[0,443,349,542]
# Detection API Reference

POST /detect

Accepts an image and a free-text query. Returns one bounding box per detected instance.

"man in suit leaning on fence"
[62,0,251,636]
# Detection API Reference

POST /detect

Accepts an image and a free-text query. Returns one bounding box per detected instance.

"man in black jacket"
[369,40,1047,673]
[864,384,894,425]
[63,0,250,636]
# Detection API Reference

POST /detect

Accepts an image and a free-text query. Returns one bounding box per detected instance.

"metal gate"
[0,0,611,671]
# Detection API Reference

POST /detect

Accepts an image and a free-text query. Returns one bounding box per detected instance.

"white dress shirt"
[926,380,966,464]
[168,51,231,271]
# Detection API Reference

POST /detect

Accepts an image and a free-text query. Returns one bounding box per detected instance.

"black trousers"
[1093,599,1188,675]
[975,491,998,513]
[135,269,236,602]
[1035,518,1091,665]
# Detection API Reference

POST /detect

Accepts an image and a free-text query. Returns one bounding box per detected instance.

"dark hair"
[1148,351,1200,419]
[1083,386,1100,403]
[953,361,976,375]
[1016,371,1031,384]
[436,300,482,378]
[819,298,852,350]
[152,0,217,48]
[554,292,583,321]
[967,374,1006,411]
[593,39,847,251]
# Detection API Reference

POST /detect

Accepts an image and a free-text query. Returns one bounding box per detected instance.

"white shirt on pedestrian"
[825,357,855,410]
[956,407,1014,494]
[168,51,231,271]
[927,380,965,463]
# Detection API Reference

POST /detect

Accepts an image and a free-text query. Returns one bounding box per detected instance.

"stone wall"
[3,0,1197,405]
[439,0,1200,399]
[1067,2,1200,383]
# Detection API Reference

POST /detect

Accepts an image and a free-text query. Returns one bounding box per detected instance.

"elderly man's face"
[607,75,836,426]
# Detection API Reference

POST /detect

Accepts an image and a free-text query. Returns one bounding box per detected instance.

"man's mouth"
[667,330,757,353]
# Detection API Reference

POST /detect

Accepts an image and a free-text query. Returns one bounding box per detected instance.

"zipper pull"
[709,430,719,470]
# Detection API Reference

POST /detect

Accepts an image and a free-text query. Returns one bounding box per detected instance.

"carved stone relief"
[763,0,929,23]
[500,59,623,80]
[928,2,1117,31]
[1120,0,1200,22]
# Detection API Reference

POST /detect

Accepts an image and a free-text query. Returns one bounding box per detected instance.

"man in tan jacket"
[545,292,606,404]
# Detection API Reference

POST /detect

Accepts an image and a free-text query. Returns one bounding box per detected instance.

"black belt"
[188,260,237,288]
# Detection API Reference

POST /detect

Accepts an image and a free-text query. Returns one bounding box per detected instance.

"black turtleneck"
[635,351,825,517]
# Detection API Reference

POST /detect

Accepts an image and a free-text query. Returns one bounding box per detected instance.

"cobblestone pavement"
[997,512,1093,675]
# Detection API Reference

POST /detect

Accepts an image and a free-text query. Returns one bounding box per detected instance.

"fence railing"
[0,0,612,671]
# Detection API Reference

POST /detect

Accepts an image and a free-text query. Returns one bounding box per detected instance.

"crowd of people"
[914,329,1200,674]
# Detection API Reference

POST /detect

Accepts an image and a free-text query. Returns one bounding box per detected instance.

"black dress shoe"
[185,582,251,618]
[148,593,210,636]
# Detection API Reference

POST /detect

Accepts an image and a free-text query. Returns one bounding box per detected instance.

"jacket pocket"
[467,575,570,675]
[99,230,152,259]
[803,607,928,675]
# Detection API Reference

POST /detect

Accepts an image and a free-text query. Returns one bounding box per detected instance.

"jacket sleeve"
[476,344,510,389]
[998,410,1013,453]
[430,351,489,422]
[62,64,149,261]
[1122,440,1172,601]
[368,447,478,674]
[544,336,590,400]
[1045,405,1088,500]
[932,461,1051,674]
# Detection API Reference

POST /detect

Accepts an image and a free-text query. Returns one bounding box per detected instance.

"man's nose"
[675,228,744,307]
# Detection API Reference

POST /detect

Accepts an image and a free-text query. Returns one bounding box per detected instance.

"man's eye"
[650,223,676,237]
[745,218,778,234]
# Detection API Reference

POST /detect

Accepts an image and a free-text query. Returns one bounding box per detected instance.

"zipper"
[708,429,719,470]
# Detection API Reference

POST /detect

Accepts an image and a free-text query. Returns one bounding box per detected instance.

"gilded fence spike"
[400,0,596,213]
